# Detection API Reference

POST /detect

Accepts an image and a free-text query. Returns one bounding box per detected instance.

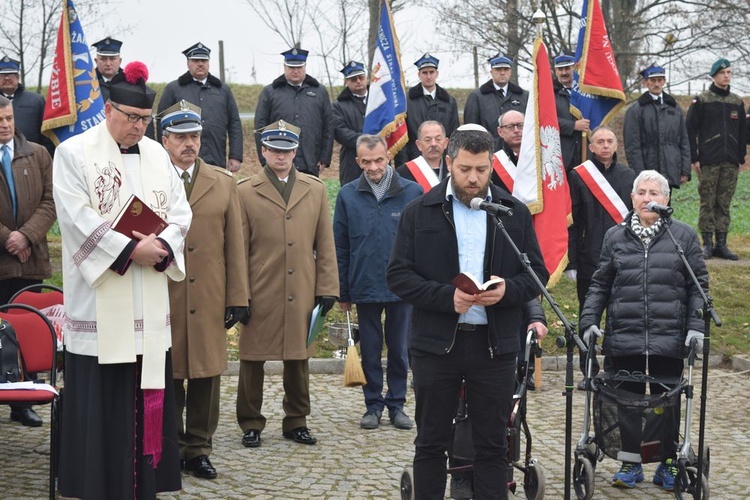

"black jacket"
[686,83,746,166]
[623,92,691,188]
[331,86,366,185]
[553,80,582,171]
[568,155,636,281]
[255,74,333,175]
[464,80,528,151]
[6,84,55,157]
[400,84,459,162]
[579,214,708,359]
[386,178,549,357]
[158,72,243,168]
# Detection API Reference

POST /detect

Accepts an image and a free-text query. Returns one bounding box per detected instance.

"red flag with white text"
[514,38,572,286]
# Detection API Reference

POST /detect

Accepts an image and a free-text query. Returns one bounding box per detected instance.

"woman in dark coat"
[579,170,708,492]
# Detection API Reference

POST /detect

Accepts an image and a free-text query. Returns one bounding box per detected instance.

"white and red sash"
[404,156,440,192]
[492,150,516,192]
[573,160,629,223]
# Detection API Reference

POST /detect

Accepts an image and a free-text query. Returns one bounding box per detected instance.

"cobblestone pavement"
[2,365,749,499]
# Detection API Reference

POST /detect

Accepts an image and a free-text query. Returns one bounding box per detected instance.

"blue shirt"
[446,182,491,324]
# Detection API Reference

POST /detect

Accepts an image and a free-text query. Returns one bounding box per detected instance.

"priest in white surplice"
[53,62,191,499]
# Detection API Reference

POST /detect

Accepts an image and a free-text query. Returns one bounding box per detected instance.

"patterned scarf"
[365,165,393,201]
[630,212,663,247]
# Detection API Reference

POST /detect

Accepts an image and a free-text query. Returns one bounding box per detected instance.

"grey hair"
[498,109,524,127]
[590,125,617,143]
[0,95,11,108]
[632,170,670,198]
[356,134,387,151]
[417,120,445,138]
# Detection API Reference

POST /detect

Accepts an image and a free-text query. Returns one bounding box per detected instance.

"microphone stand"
[491,213,586,500]
[663,216,719,500]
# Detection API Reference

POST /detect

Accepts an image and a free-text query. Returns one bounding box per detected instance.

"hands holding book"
[131,231,168,266]
[452,273,506,313]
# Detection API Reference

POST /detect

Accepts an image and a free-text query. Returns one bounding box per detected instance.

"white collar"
[422,86,436,99]
[493,83,509,94]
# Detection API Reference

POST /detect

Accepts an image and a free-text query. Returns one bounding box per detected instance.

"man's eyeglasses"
[500,123,523,131]
[110,102,154,124]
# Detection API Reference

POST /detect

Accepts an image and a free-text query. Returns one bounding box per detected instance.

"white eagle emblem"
[539,126,565,190]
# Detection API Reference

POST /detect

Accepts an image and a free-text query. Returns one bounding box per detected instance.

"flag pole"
[532,9,572,500]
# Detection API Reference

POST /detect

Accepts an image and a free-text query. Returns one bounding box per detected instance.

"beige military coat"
[169,158,248,379]
[238,171,339,361]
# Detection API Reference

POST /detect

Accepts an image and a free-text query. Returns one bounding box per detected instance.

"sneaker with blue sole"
[653,460,678,491]
[612,462,644,488]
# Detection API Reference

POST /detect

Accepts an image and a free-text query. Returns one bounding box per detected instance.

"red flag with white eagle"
[514,37,572,287]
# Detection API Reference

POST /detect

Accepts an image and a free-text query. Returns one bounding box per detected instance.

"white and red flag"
[514,37,572,286]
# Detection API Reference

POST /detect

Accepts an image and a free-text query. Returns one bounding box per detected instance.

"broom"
[343,310,366,387]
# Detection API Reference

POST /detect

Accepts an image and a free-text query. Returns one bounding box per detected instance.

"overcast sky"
[83,0,729,95]
[86,0,481,88]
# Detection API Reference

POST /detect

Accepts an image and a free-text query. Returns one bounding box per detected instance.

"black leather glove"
[316,296,337,316]
[224,306,250,329]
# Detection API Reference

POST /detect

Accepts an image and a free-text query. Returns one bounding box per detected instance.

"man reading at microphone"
[387,124,548,499]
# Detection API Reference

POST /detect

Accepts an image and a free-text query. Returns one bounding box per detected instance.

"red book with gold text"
[110,195,167,238]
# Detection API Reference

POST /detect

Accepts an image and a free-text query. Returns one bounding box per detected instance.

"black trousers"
[411,329,516,500]
[609,355,684,464]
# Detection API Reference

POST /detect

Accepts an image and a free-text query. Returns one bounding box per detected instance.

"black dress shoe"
[283,427,317,445]
[10,408,43,427]
[184,455,217,479]
[242,429,262,448]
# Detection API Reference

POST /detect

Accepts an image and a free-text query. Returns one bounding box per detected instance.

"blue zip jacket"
[334,171,423,303]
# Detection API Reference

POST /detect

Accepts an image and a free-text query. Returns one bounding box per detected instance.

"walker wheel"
[524,459,546,499]
[573,455,595,500]
[400,467,415,500]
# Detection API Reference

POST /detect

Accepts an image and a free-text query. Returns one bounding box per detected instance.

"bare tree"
[246,0,321,49]
[0,0,119,92]
[434,0,750,90]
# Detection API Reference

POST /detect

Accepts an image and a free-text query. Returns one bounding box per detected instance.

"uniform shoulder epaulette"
[212,166,234,177]
[305,174,324,185]
[238,177,252,185]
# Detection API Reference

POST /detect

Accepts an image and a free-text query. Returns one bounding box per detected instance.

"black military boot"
[713,232,739,260]
[701,232,714,260]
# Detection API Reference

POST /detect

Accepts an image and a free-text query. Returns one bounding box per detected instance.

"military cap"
[709,58,730,77]
[92,37,122,56]
[414,53,439,70]
[282,47,309,67]
[554,53,576,68]
[488,53,512,69]
[160,100,202,134]
[640,64,666,79]
[0,55,20,74]
[109,61,157,109]
[257,120,300,150]
[183,42,211,60]
[340,61,366,79]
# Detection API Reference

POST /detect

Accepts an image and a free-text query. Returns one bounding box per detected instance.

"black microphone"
[647,201,674,216]
[470,198,514,216]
